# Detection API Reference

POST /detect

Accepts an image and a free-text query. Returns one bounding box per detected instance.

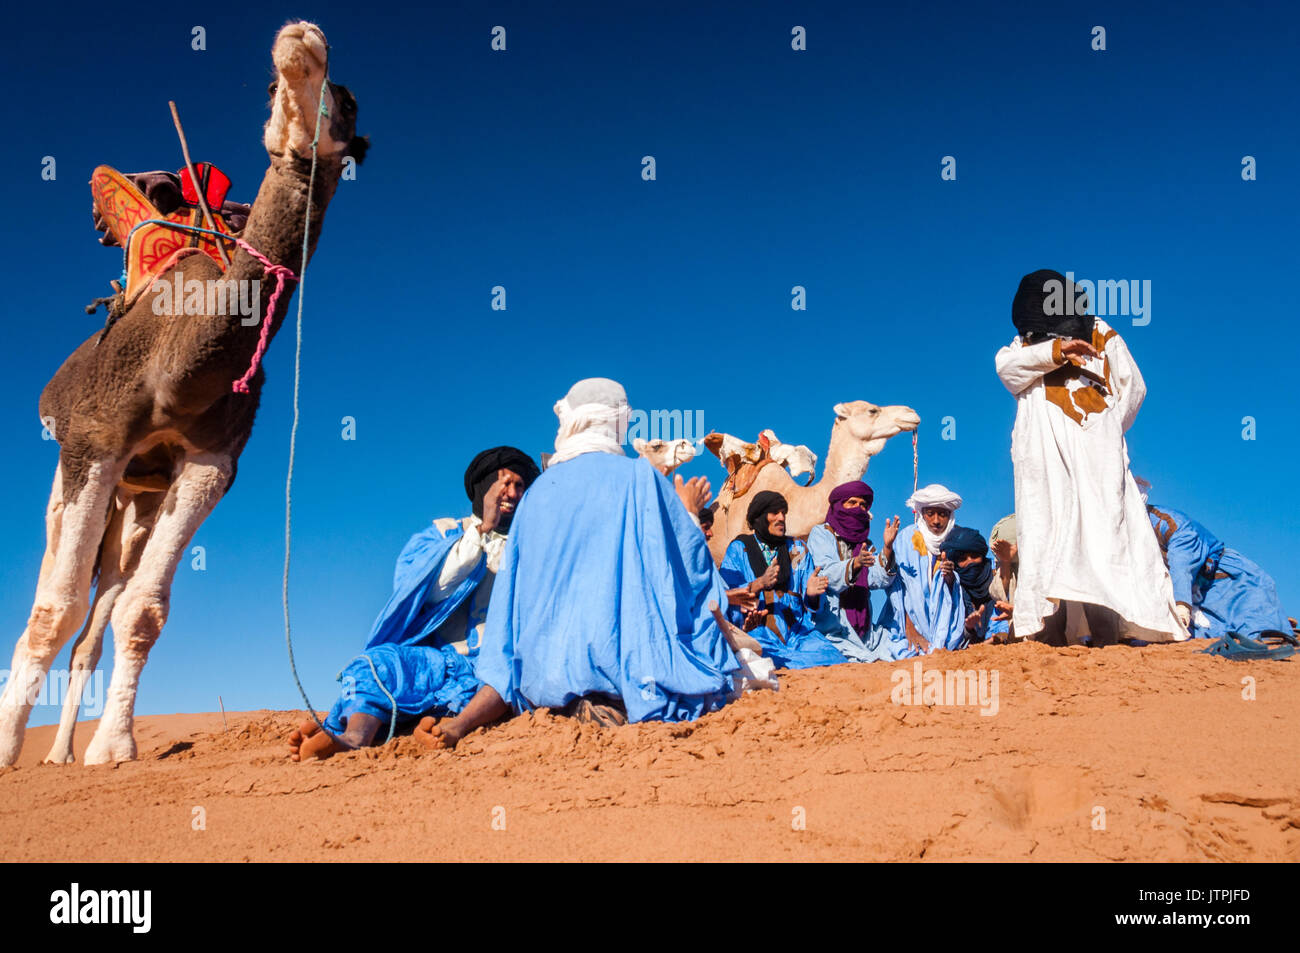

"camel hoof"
[83,734,136,766]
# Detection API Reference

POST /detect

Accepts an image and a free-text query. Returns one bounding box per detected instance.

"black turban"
[746,491,789,546]
[464,446,540,518]
[1012,269,1095,342]
[943,525,988,560]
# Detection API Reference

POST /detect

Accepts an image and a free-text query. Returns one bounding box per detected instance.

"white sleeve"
[1105,333,1146,433]
[432,522,486,601]
[995,339,1061,396]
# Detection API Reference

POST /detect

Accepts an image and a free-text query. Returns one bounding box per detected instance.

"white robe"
[994,320,1187,641]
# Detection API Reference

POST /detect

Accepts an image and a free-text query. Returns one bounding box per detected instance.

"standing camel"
[707,401,920,563]
[0,21,364,766]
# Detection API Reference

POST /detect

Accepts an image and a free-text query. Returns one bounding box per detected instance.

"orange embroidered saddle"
[90,164,245,302]
[703,431,775,501]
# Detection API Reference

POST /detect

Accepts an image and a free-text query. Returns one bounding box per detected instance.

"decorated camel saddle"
[90,163,250,304]
[704,429,819,501]
[704,430,776,501]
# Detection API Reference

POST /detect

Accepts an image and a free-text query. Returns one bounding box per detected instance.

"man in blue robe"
[806,481,901,662]
[413,379,756,749]
[942,526,1010,642]
[718,491,845,669]
[877,484,969,658]
[1146,502,1293,641]
[288,446,539,761]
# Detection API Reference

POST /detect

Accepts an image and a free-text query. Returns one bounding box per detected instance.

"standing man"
[995,270,1186,644]
[289,446,540,760]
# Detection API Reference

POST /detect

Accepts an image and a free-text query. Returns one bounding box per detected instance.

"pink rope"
[229,237,298,394]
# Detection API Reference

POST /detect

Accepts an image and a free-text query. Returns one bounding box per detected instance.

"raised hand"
[852,547,877,573]
[806,569,829,598]
[882,515,901,551]
[755,560,780,592]
[937,551,955,585]
[1060,338,1098,363]
[674,474,712,514]
[964,603,987,633]
[992,538,1017,566]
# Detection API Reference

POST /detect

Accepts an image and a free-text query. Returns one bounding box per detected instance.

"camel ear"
[833,402,850,420]
[632,438,648,454]
[703,432,724,458]
[346,135,370,165]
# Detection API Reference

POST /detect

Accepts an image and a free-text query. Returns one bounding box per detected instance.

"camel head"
[263,22,368,167]
[831,400,921,457]
[634,437,698,475]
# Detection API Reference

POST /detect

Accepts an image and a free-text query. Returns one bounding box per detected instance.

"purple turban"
[826,481,873,544]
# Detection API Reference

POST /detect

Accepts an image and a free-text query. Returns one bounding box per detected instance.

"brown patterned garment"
[1042,326,1119,425]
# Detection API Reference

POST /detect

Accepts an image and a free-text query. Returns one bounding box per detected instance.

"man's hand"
[752,560,780,593]
[881,515,901,552]
[991,600,1013,622]
[937,551,955,585]
[742,609,769,632]
[964,603,987,633]
[992,538,1017,566]
[674,474,712,514]
[904,615,930,654]
[1059,338,1098,363]
[479,479,505,535]
[1175,603,1192,629]
[726,586,757,612]
[851,547,877,574]
[806,569,829,598]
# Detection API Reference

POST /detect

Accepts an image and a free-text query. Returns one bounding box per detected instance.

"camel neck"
[821,425,870,487]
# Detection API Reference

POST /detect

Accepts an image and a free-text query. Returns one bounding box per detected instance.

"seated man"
[877,484,969,658]
[987,514,1018,640]
[941,526,1009,642]
[288,446,539,761]
[413,379,767,749]
[806,481,901,662]
[718,491,846,669]
[1147,500,1294,641]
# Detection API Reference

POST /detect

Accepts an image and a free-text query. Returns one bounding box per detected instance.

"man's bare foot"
[288,719,344,762]
[413,715,468,750]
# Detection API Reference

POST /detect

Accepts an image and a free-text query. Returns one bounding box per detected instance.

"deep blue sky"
[2,1,1296,725]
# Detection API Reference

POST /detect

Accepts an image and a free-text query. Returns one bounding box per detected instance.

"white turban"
[905,483,962,555]
[550,377,630,465]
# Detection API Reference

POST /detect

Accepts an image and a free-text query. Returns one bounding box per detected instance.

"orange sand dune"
[1,640,1297,862]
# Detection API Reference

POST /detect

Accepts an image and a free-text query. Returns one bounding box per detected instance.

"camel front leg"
[44,491,163,764]
[84,454,230,765]
[0,461,118,767]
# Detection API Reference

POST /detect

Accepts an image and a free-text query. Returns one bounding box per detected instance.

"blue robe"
[805,523,896,662]
[1148,504,1290,641]
[475,453,742,723]
[323,524,483,735]
[719,534,849,669]
[877,527,968,658]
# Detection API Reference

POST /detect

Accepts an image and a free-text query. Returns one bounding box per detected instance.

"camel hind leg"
[84,453,230,765]
[0,460,119,766]
[43,490,163,764]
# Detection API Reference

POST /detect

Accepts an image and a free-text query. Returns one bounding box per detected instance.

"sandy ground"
[1,640,1297,862]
